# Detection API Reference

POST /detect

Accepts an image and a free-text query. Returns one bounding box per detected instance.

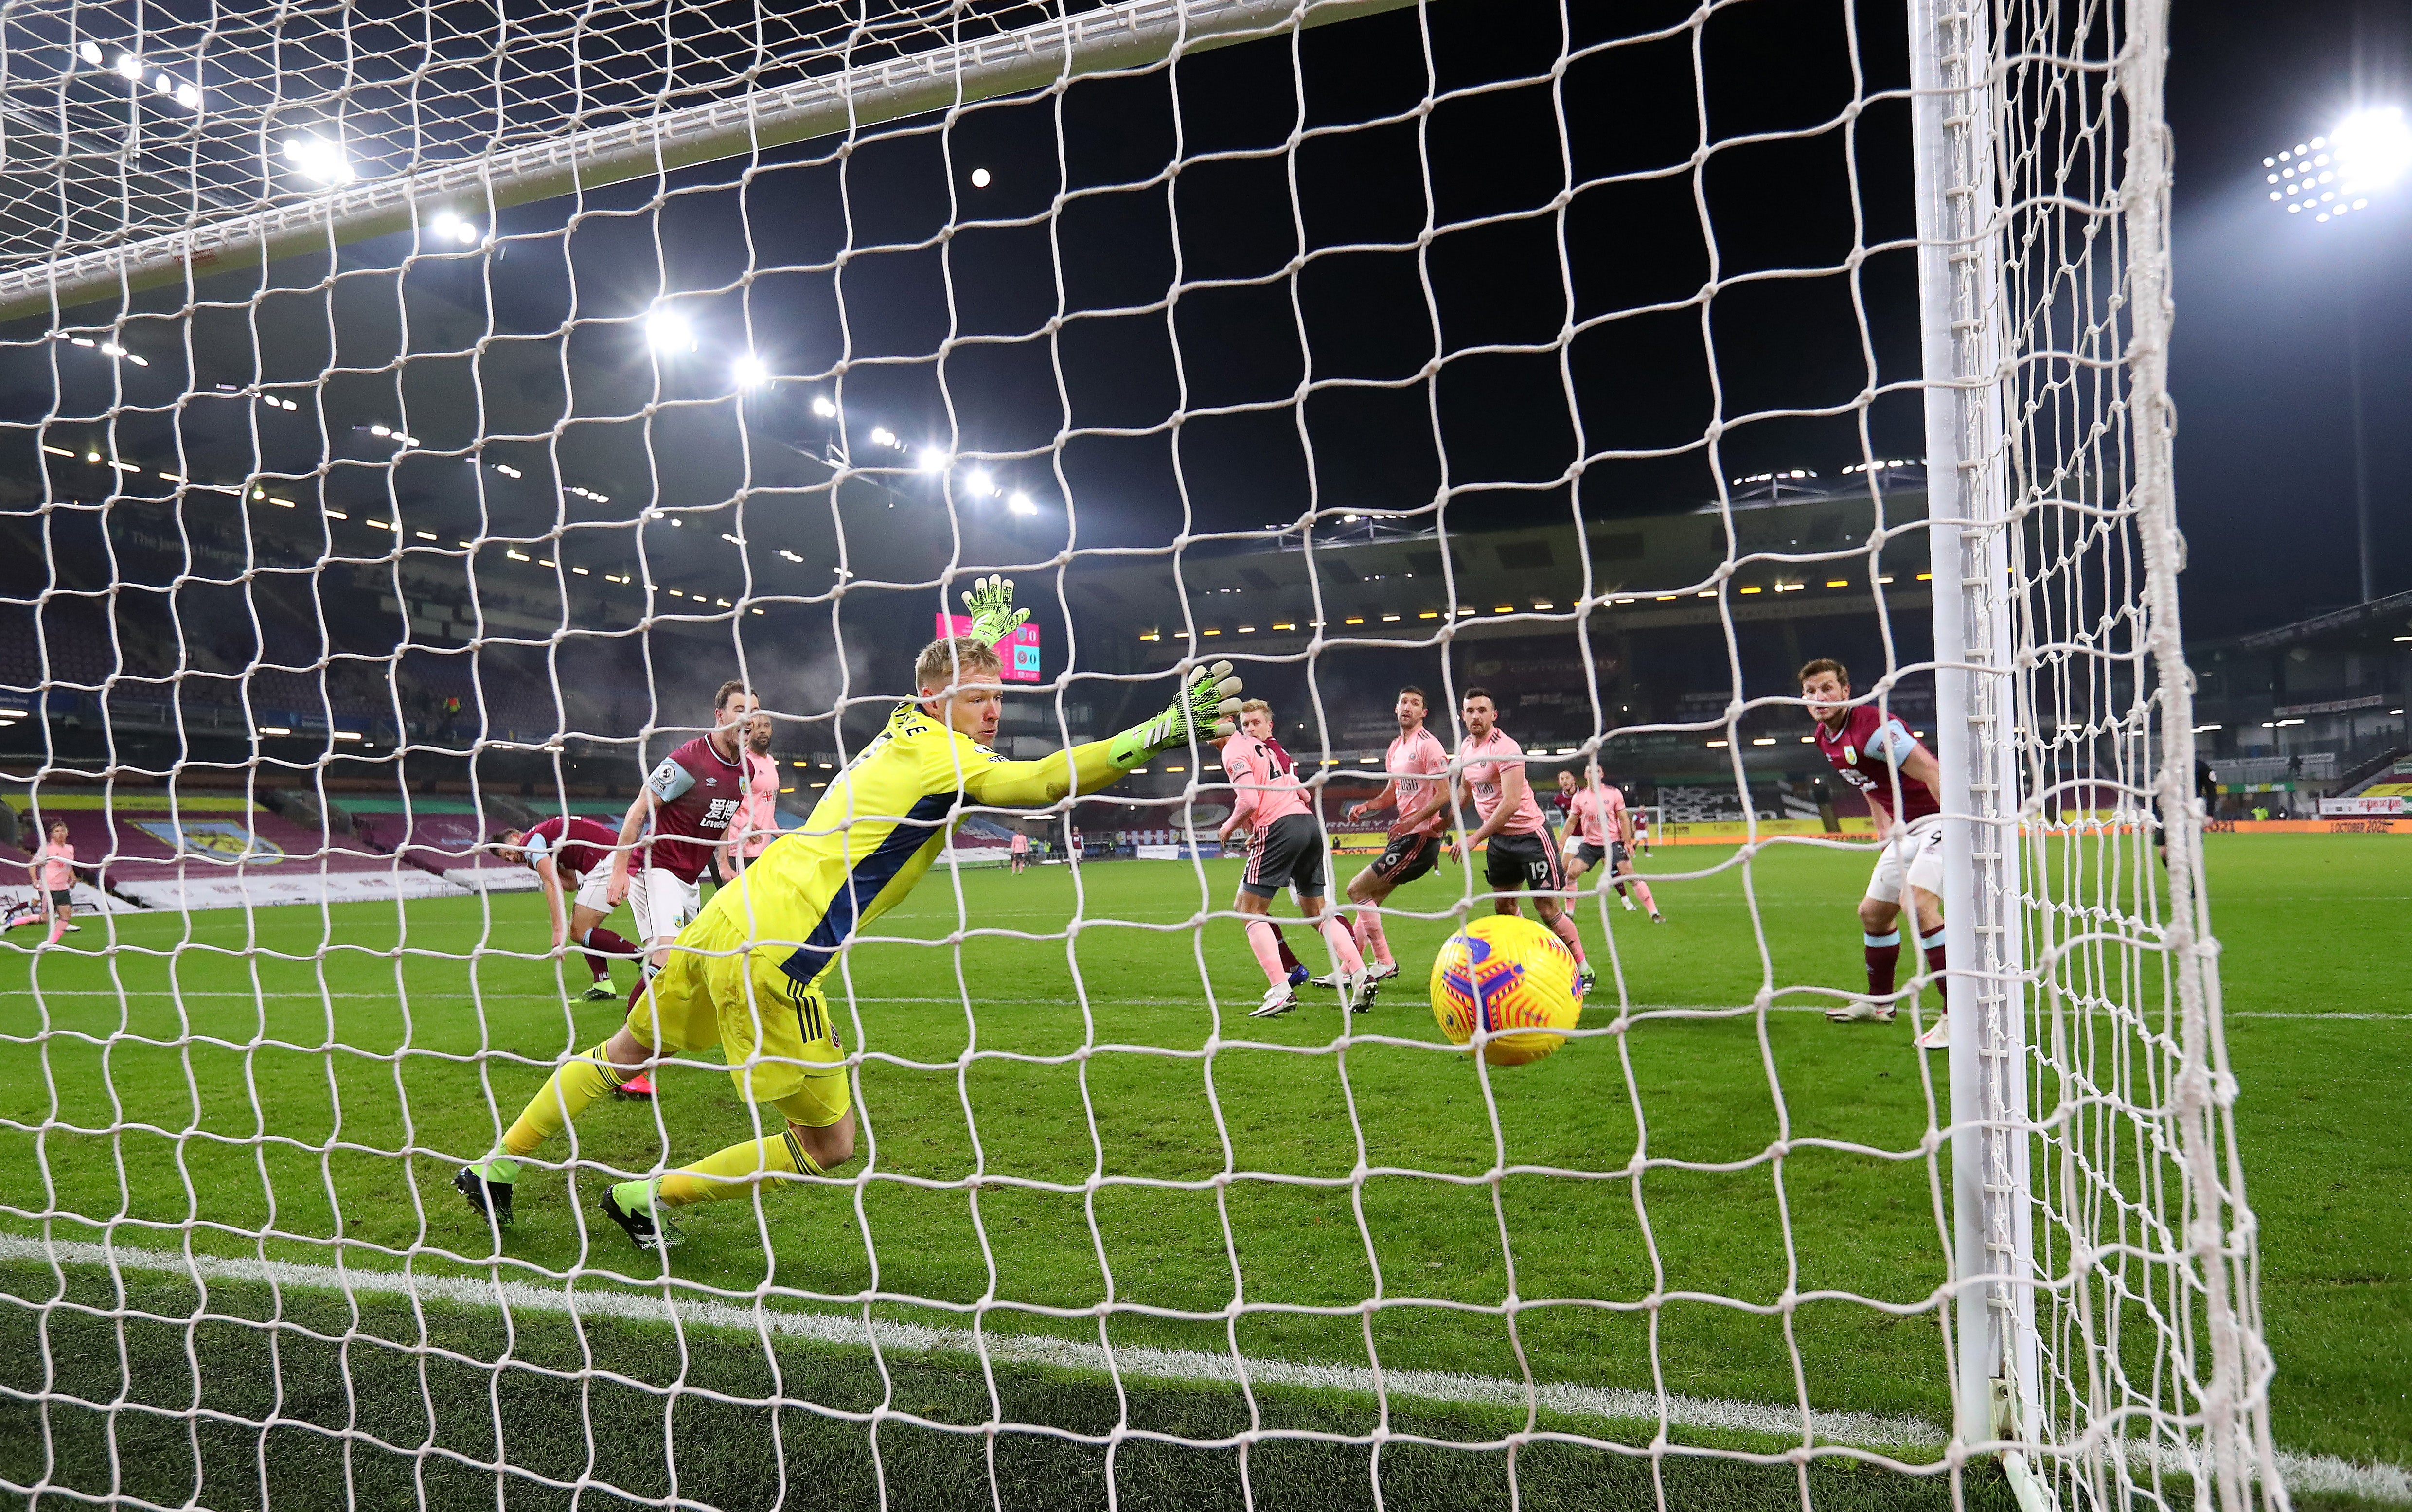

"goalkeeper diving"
[456,578,1242,1250]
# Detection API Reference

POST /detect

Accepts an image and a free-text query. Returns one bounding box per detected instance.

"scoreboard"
[934,614,1042,682]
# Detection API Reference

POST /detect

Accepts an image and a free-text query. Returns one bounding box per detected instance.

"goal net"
[0,0,2283,1506]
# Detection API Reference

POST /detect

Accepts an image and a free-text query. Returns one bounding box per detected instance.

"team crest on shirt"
[1843,745,1856,764]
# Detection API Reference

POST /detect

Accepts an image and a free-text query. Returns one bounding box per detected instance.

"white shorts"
[627,866,702,944]
[571,869,615,917]
[1866,816,1945,905]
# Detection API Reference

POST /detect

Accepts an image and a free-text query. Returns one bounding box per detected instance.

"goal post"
[1910,0,2280,1506]
[1905,0,2035,1465]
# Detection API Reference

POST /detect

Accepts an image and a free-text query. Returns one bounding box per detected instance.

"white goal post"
[0,0,2284,1507]
[1914,0,2276,1504]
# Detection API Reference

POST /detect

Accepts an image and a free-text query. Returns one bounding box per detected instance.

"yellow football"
[1428,913,1582,1066]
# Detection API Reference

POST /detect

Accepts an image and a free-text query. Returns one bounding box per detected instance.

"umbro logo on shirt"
[705,779,719,786]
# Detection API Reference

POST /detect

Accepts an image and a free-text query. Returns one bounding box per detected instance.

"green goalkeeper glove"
[960,574,1030,647]
[1107,661,1242,770]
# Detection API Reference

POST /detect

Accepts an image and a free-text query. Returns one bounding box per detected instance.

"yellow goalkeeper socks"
[656,1127,824,1208]
[500,1042,628,1159]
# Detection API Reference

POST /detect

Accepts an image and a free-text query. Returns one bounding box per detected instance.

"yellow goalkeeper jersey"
[702,700,1122,991]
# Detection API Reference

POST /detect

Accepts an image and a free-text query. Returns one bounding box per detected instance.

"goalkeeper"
[457,579,1242,1251]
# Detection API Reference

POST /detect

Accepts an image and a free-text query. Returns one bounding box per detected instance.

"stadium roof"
[2227,587,2412,652]
[1085,481,1937,666]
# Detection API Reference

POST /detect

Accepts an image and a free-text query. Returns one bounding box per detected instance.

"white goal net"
[0,0,2283,1507]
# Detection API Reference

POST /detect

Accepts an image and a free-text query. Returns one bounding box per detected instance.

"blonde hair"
[915,636,1003,694]
[1239,699,1272,720]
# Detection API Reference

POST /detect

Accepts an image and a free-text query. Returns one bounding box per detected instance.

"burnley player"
[1338,685,1451,982]
[1800,658,1949,1048]
[1424,689,1595,996]
[457,623,1243,1250]
[606,680,756,978]
[494,817,640,1003]
[1562,764,1660,921]
[1218,699,1370,1017]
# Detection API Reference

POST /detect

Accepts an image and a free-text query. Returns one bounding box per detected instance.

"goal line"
[3,1235,2395,1503]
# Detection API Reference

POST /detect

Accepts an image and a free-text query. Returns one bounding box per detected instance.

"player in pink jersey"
[604,679,758,1095]
[1801,658,1950,1047]
[1561,763,1661,922]
[1424,688,1595,996]
[718,712,783,873]
[1553,770,1596,889]
[495,815,640,1002]
[23,818,79,945]
[1008,828,1031,874]
[1339,686,1452,982]
[1215,700,1371,1017]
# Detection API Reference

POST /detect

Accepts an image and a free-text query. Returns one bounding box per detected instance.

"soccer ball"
[1428,914,1582,1066]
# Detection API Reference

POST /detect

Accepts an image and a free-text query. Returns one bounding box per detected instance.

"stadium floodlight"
[113,52,140,81]
[175,82,198,109]
[2335,106,2412,195]
[964,468,997,497]
[76,40,100,65]
[426,210,480,245]
[644,309,693,354]
[731,353,769,389]
[916,445,949,473]
[282,134,354,186]
[971,167,992,187]
[869,426,897,448]
[1008,491,1036,516]
[810,394,837,418]
[2266,108,2400,598]
[2268,108,2410,223]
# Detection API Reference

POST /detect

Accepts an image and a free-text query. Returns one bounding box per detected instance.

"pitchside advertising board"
[935,615,1041,681]
[2318,794,2410,817]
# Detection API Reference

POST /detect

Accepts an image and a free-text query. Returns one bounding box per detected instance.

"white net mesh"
[0,0,2284,1507]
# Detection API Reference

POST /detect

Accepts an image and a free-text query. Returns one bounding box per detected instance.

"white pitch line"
[0,988,2399,1026]
[0,1234,1937,1448]
[0,1235,2399,1503]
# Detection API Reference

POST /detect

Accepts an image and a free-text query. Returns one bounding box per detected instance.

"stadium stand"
[4,796,463,910]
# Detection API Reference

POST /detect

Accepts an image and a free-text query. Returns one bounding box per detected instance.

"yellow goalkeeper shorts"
[624,903,849,1126]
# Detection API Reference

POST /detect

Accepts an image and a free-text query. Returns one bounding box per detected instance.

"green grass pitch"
[0,833,2401,1509]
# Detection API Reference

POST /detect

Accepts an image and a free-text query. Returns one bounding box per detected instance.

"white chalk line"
[0,1236,2395,1502]
[0,988,2394,1024]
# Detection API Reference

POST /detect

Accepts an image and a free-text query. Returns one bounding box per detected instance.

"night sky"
[0,0,2399,647]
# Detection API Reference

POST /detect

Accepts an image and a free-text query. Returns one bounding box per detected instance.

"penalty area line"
[0,1238,2401,1502]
